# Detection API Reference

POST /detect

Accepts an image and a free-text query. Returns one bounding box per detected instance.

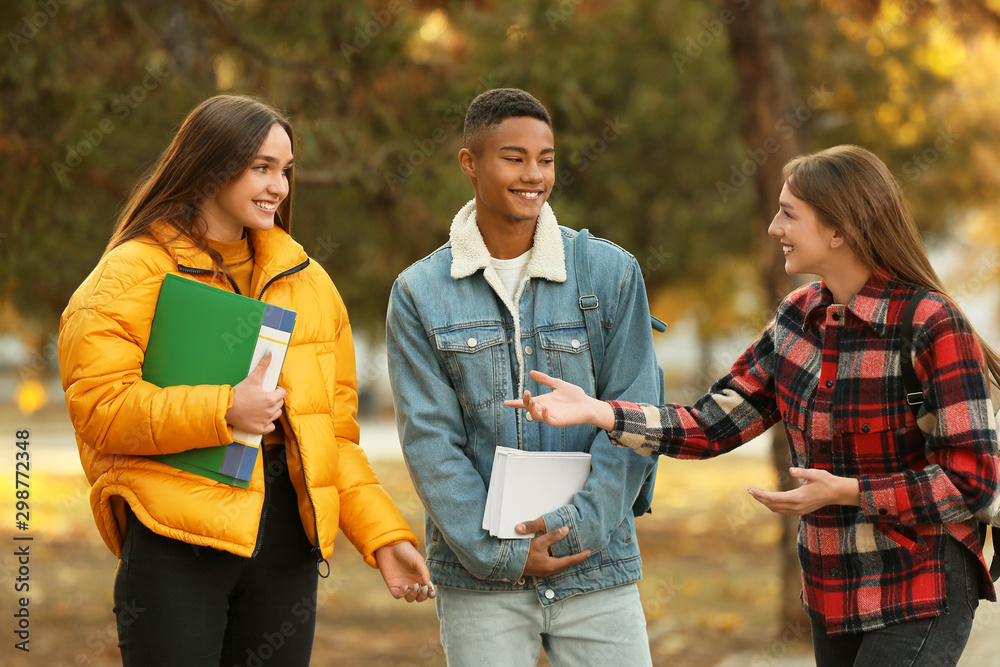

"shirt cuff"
[859,474,901,523]
[607,400,658,456]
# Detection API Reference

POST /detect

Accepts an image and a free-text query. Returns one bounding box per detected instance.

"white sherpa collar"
[449,199,567,283]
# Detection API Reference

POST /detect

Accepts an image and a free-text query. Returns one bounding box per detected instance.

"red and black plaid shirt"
[609,269,998,634]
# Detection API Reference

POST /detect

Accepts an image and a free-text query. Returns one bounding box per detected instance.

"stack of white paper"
[483,446,592,539]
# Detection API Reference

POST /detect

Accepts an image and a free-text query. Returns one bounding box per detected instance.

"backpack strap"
[574,228,660,516]
[574,229,604,375]
[900,288,929,421]
[899,287,1000,581]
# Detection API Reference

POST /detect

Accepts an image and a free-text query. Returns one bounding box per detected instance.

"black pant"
[114,446,319,667]
[811,538,980,667]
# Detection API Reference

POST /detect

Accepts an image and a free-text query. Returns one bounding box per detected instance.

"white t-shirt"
[491,249,532,301]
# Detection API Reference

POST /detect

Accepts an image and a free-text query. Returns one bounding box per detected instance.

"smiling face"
[767,181,843,278]
[460,116,555,236]
[199,123,294,242]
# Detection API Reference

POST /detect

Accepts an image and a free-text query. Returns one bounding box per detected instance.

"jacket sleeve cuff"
[216,385,236,445]
[361,530,420,569]
[859,474,901,523]
[499,537,531,582]
[542,506,582,558]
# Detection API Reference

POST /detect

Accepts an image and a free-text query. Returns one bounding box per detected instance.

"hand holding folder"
[142,274,296,488]
[225,350,287,436]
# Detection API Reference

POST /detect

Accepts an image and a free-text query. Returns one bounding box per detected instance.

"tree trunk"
[724,0,809,632]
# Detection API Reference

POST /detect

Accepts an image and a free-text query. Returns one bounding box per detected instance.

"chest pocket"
[536,326,595,395]
[834,413,917,476]
[434,325,508,409]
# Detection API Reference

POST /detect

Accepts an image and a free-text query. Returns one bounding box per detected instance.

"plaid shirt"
[609,269,998,634]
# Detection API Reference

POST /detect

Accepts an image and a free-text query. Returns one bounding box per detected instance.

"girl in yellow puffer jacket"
[58,95,433,667]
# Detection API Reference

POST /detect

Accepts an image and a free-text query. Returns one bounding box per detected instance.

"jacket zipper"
[250,445,273,558]
[257,260,310,300]
[176,264,242,295]
[178,260,321,564]
[284,404,330,577]
[177,266,274,555]
[255,259,327,570]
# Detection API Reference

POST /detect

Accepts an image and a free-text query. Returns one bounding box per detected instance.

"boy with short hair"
[386,88,661,665]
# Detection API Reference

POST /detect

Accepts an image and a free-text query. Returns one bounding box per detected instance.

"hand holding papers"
[483,446,592,539]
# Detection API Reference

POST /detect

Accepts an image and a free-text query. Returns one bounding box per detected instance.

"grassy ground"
[0,451,812,666]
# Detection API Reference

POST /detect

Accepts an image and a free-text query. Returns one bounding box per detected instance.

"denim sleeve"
[386,276,531,581]
[541,255,660,558]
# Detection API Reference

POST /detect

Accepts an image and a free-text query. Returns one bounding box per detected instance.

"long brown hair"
[105,95,295,274]
[783,144,1000,392]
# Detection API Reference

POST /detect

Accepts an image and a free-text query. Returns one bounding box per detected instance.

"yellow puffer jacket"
[58,222,416,566]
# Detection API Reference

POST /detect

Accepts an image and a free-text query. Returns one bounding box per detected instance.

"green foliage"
[781,1,999,229]
[1,0,998,338]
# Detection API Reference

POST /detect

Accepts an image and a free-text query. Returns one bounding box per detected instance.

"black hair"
[463,88,552,155]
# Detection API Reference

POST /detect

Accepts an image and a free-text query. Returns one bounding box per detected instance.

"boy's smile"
[460,116,555,256]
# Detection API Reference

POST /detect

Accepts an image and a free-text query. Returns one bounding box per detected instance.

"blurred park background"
[3,0,1000,664]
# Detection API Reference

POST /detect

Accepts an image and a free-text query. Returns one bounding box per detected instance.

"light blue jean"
[435,583,652,666]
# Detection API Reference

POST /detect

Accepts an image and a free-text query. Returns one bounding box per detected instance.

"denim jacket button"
[571,339,580,349]
[524,345,533,355]
[544,589,555,599]
[516,578,526,586]
[526,413,533,421]
[467,337,477,348]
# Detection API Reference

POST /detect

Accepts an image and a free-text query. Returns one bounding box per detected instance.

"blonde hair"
[784,144,1000,391]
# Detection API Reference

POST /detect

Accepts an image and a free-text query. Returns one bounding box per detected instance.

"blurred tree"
[3,0,1000,646]
[0,0,753,336]
[724,0,808,632]
[2,0,999,335]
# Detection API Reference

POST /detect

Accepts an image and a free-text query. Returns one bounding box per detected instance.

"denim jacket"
[386,199,661,604]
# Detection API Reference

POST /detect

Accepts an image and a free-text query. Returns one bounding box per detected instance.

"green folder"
[142,273,296,488]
